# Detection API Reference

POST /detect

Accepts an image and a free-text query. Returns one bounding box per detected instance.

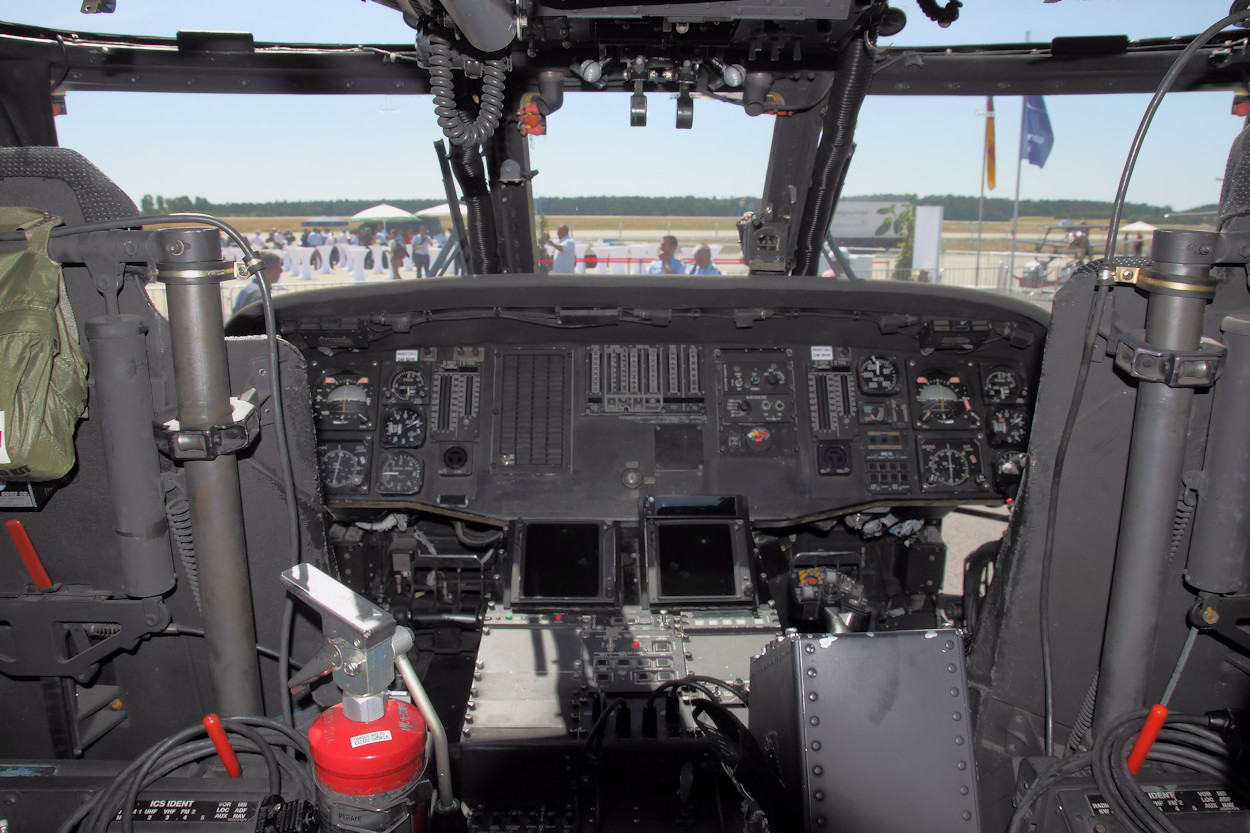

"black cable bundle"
[56,715,312,833]
[791,27,876,276]
[1009,710,1247,833]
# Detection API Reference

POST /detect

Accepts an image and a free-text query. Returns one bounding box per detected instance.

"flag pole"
[1007,98,1025,294]
[976,118,987,286]
[1006,32,1030,295]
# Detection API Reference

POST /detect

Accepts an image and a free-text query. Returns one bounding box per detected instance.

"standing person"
[388,230,407,279]
[1134,232,1145,256]
[687,243,721,275]
[646,235,683,274]
[269,227,285,248]
[541,224,576,273]
[231,251,282,314]
[410,225,432,278]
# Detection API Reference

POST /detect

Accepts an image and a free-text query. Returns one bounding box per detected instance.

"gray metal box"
[749,629,980,833]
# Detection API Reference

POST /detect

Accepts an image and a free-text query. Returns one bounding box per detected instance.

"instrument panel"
[307,330,1038,522]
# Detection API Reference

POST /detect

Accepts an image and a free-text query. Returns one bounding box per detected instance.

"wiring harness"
[1010,709,1247,833]
[56,714,311,833]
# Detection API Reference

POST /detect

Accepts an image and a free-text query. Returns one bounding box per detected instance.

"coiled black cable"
[64,715,305,833]
[450,142,499,272]
[792,30,876,275]
[427,31,507,147]
[916,0,961,27]
[164,486,201,613]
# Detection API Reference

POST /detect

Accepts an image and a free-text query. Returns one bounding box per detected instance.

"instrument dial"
[983,367,1022,403]
[376,450,424,495]
[389,367,427,402]
[317,442,370,493]
[914,374,975,426]
[857,355,902,395]
[382,406,426,448]
[919,438,985,491]
[315,373,374,428]
[988,407,1029,447]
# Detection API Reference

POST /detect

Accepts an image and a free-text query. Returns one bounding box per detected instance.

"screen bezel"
[509,520,618,606]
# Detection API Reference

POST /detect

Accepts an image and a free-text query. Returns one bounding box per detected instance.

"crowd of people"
[246,224,449,254]
[230,225,723,315]
[540,227,723,275]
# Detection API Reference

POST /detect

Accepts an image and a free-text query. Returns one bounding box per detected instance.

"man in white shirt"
[542,225,576,273]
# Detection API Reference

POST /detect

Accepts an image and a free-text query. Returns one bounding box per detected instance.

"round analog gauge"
[376,450,424,495]
[914,374,973,425]
[983,367,1022,403]
[920,438,982,490]
[382,406,426,448]
[857,355,901,395]
[389,367,427,402]
[989,407,1029,447]
[318,442,370,492]
[316,374,373,427]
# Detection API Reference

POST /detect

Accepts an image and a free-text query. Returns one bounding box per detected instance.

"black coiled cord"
[792,32,875,275]
[916,0,962,28]
[428,31,507,147]
[450,143,499,272]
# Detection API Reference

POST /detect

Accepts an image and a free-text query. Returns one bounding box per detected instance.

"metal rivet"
[945,640,955,650]
[812,765,824,776]
[953,712,962,721]
[808,692,818,701]
[810,716,820,726]
[962,811,972,821]
[957,761,967,770]
[948,664,957,673]
[811,741,822,751]
[804,644,816,654]
[955,736,965,745]
[813,791,825,801]
[807,668,817,677]
[950,688,960,697]
[960,786,969,796]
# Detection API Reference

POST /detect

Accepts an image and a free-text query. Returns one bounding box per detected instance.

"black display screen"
[521,523,602,598]
[656,522,737,598]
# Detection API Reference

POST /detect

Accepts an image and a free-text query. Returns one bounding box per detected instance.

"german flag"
[985,96,996,190]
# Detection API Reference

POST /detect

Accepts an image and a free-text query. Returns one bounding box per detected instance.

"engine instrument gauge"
[983,367,1022,403]
[382,406,426,448]
[317,441,370,493]
[376,450,424,495]
[988,407,1029,447]
[389,367,427,402]
[914,374,976,426]
[919,438,985,491]
[315,373,374,428]
[857,355,901,395]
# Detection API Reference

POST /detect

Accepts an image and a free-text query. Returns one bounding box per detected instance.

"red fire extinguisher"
[309,699,429,832]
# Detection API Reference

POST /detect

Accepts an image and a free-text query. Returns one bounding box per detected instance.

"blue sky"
[0,0,1242,211]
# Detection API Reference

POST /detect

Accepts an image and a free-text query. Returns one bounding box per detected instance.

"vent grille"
[499,352,568,467]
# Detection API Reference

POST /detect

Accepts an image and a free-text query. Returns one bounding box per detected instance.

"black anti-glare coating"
[657,522,737,597]
[522,523,602,598]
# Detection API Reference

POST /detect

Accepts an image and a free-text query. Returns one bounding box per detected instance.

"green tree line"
[138,192,1208,223]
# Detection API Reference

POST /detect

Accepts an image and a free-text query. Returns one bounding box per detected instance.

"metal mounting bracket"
[0,587,170,681]
[154,391,260,461]
[1114,331,1226,388]
[1189,592,1250,655]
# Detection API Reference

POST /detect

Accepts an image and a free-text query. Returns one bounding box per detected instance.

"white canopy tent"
[1119,220,1158,233]
[349,203,415,232]
[415,203,453,217]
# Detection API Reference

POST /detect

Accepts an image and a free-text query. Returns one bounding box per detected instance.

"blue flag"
[1022,95,1053,168]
